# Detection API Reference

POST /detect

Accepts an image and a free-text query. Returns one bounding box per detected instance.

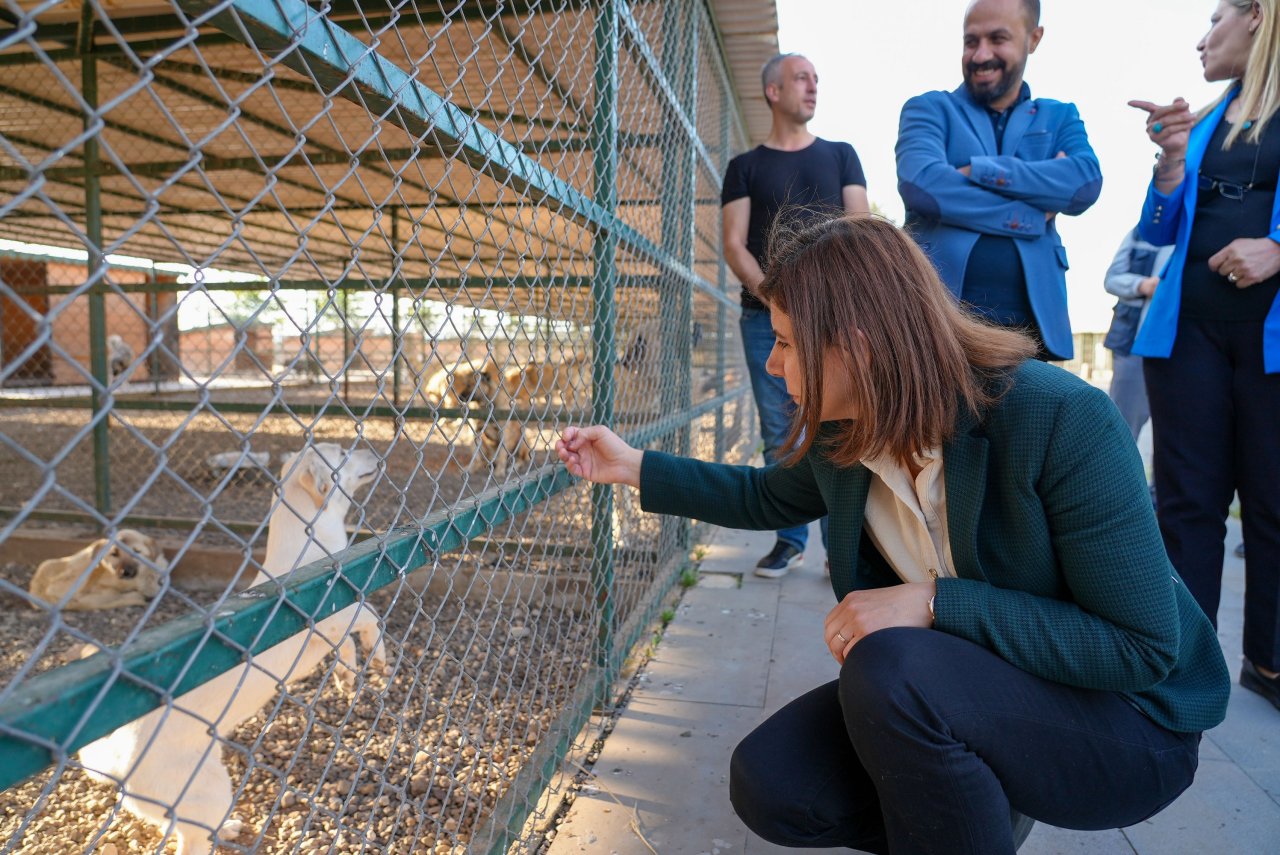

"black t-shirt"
[1183,118,1280,321]
[721,138,866,309]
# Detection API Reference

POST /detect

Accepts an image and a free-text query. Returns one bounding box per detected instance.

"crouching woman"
[555,215,1229,854]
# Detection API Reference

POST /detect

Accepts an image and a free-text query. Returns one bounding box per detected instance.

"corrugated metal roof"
[1,0,771,292]
[709,0,779,146]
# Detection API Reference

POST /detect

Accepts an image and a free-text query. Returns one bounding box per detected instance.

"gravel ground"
[0,554,603,854]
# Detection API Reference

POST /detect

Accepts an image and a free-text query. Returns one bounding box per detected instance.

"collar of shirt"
[860,450,957,584]
[986,82,1032,148]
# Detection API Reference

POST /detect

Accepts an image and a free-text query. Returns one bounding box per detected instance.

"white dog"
[107,334,133,380]
[29,530,167,611]
[78,443,386,855]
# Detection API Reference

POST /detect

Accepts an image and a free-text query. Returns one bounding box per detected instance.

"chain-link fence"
[0,1,763,851]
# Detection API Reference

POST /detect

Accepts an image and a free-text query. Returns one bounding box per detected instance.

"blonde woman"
[1130,0,1280,711]
[557,216,1228,853]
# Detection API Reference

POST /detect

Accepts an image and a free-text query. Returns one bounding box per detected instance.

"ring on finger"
[834,631,849,643]
[1228,271,1240,283]
[1152,122,1163,134]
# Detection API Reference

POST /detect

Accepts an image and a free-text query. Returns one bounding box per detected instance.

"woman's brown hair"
[757,214,1037,467]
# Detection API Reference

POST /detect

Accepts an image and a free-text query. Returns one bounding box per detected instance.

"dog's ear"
[117,529,151,555]
[294,449,334,508]
[86,538,112,563]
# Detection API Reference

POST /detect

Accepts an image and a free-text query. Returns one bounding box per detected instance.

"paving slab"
[1122,755,1280,854]
[544,695,764,855]
[762,596,839,715]
[635,582,779,707]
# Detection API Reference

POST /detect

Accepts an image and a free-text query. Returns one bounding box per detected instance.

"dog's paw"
[369,641,390,676]
[218,816,247,842]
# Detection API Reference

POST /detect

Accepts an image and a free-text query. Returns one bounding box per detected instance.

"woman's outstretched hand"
[1129,97,1193,158]
[555,425,643,488]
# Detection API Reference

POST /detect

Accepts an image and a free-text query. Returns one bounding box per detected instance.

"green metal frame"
[0,0,756,850]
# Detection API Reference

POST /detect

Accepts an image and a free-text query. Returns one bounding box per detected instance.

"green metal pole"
[656,1,696,551]
[390,207,402,408]
[341,288,350,402]
[147,265,160,394]
[590,0,619,676]
[80,2,110,516]
[715,87,730,464]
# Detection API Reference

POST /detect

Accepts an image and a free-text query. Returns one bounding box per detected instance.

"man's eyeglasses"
[1198,172,1254,201]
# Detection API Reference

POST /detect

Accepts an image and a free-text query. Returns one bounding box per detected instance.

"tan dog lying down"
[29,530,167,610]
[77,443,387,855]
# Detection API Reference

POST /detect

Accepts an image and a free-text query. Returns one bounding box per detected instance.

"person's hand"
[1129,98,1193,157]
[1138,275,1160,298]
[1208,237,1280,288]
[957,163,971,177]
[823,581,935,664]
[555,425,643,487]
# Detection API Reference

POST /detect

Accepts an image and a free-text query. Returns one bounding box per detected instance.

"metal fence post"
[591,0,619,675]
[656,0,697,552]
[80,2,110,516]
[390,207,402,408]
[715,85,730,464]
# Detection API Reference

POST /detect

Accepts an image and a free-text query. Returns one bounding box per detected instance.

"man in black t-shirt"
[721,52,868,578]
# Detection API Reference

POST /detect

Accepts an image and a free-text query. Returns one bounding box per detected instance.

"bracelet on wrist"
[1154,151,1186,166]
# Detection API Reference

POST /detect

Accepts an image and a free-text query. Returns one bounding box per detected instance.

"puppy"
[441,360,531,476]
[29,530,166,611]
[107,334,133,380]
[77,443,386,855]
[510,356,588,412]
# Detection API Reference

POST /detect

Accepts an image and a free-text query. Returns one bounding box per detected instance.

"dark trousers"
[729,629,1200,855]
[1144,317,1280,671]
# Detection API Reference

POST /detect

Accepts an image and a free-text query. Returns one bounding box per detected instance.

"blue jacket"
[896,84,1103,360]
[639,361,1229,734]
[1135,88,1280,373]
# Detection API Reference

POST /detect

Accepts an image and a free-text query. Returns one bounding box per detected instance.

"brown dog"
[29,530,167,610]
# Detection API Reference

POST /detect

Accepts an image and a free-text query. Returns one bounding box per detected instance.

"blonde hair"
[1208,0,1280,147]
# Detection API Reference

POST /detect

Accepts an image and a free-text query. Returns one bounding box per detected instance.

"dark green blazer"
[640,360,1229,733]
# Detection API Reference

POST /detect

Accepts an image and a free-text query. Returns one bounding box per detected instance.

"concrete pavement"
[546,519,1280,855]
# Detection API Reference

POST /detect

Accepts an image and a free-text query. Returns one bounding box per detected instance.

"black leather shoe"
[1241,657,1280,711]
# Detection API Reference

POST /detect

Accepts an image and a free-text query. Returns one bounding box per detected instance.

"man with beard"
[895,0,1101,360]
[723,53,868,578]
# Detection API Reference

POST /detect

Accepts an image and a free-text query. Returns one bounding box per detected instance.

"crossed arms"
[896,94,1102,239]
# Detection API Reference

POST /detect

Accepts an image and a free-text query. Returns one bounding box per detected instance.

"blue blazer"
[1135,87,1280,373]
[896,84,1103,360]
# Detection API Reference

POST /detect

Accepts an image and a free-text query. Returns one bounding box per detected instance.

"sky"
[775,0,1224,331]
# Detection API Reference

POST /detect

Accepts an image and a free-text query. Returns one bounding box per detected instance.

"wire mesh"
[0,0,758,852]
